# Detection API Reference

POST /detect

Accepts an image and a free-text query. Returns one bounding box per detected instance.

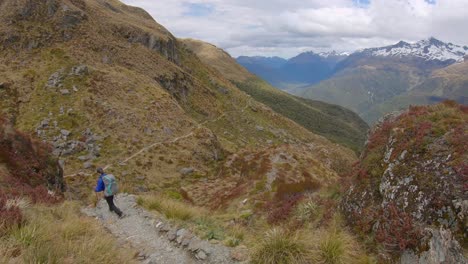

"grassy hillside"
[182,39,369,152]
[0,0,358,212]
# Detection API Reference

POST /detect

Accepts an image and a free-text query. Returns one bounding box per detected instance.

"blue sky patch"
[183,3,214,17]
[353,0,370,7]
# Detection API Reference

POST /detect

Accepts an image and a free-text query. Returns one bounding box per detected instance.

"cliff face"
[342,101,467,262]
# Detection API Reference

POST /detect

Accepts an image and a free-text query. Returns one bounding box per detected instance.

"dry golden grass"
[137,194,203,221]
[0,201,136,264]
[251,228,311,264]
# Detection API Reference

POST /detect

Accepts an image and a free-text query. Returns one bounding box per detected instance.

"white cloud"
[121,0,468,58]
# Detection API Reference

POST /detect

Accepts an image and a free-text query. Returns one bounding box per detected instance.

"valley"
[240,38,468,124]
[0,0,466,263]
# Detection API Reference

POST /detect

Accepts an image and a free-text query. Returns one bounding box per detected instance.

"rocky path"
[82,194,242,264]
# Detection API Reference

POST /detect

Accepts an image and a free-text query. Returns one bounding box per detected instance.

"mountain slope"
[182,38,369,152]
[0,0,356,211]
[361,60,468,122]
[301,38,468,123]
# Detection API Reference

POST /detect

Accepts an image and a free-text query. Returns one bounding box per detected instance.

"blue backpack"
[102,174,119,197]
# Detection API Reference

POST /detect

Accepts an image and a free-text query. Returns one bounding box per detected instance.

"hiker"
[95,167,123,217]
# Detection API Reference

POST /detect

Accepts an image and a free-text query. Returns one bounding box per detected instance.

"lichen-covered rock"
[342,102,467,262]
[401,227,466,264]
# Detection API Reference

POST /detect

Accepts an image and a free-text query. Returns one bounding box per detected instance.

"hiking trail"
[82,194,245,264]
[65,98,252,178]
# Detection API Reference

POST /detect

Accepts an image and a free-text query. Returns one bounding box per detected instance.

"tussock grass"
[310,227,363,264]
[294,200,318,222]
[137,194,201,221]
[251,228,311,264]
[0,201,135,264]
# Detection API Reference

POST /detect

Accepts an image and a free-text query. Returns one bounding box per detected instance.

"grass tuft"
[310,228,358,264]
[251,228,310,264]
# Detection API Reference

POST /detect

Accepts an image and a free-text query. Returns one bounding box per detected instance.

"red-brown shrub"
[266,193,303,224]
[415,121,432,144]
[0,116,63,205]
[374,203,423,252]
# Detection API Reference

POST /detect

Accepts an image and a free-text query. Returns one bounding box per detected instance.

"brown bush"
[266,193,303,224]
[0,116,63,204]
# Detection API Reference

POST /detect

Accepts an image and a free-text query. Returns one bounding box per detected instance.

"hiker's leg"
[108,196,123,217]
[104,196,114,212]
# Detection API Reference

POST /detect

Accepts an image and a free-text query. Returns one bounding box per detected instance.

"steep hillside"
[342,101,467,263]
[300,38,468,123]
[182,38,369,152]
[0,0,357,211]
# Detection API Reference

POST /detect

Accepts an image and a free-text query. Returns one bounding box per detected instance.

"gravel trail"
[82,194,241,264]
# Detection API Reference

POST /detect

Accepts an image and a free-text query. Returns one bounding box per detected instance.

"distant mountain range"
[238,38,468,123]
[357,37,467,62]
[237,51,347,91]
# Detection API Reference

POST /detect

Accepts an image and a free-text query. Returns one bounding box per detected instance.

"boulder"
[401,228,466,264]
[70,65,89,75]
[60,89,70,95]
[180,167,194,176]
[83,161,93,169]
[60,5,87,29]
[166,229,177,241]
[40,119,49,128]
[195,250,208,260]
[60,129,71,136]
[46,69,64,88]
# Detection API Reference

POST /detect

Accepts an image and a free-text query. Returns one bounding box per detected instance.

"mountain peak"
[360,38,467,62]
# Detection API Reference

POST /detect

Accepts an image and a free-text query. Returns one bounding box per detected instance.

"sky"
[121,0,468,58]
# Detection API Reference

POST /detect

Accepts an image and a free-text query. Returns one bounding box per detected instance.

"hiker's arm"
[95,177,105,193]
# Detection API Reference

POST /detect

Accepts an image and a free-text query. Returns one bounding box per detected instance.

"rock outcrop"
[342,101,467,263]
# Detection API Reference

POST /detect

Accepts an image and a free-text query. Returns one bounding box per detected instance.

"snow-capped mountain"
[318,51,351,58]
[358,38,468,62]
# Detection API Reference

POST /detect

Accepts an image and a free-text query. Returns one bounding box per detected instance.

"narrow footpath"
[82,194,243,264]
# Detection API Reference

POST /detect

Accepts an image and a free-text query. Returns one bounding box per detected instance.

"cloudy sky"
[121,0,468,58]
